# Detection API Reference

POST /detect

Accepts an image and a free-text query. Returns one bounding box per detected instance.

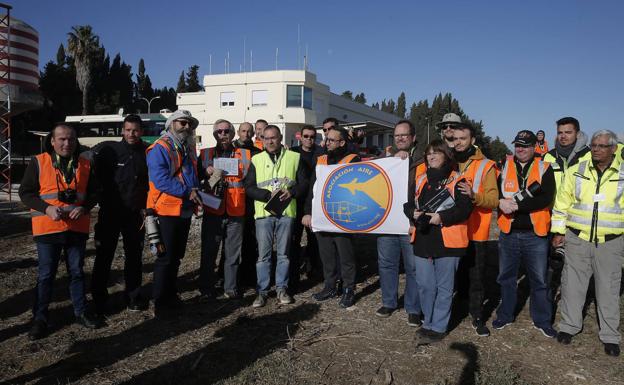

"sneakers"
[252,294,268,308]
[604,343,620,357]
[339,288,355,308]
[223,290,242,300]
[76,312,103,329]
[472,318,491,337]
[416,328,446,345]
[491,319,512,330]
[312,287,338,301]
[375,306,395,318]
[28,319,48,340]
[277,289,294,305]
[407,313,423,327]
[556,331,573,345]
[533,324,557,338]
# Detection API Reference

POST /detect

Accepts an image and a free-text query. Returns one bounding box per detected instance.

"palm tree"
[67,25,99,115]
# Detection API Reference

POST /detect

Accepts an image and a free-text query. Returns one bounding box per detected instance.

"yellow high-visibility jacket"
[551,155,624,243]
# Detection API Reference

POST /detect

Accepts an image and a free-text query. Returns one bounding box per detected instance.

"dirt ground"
[1,204,623,385]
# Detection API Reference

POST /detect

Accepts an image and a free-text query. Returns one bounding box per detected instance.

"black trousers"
[238,211,258,287]
[91,208,145,307]
[315,232,355,290]
[152,215,191,306]
[464,241,487,319]
[290,206,320,290]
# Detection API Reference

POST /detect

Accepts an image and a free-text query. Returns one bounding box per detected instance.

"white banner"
[311,157,410,234]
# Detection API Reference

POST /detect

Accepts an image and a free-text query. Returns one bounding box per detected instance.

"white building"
[176,70,400,149]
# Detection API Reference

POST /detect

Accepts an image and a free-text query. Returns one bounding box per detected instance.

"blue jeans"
[415,256,460,333]
[496,231,552,328]
[33,240,87,323]
[377,235,421,314]
[255,216,294,294]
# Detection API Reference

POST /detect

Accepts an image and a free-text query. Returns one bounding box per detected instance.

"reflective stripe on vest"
[252,149,300,219]
[458,158,496,241]
[413,171,469,248]
[31,153,91,236]
[497,156,551,236]
[199,146,250,216]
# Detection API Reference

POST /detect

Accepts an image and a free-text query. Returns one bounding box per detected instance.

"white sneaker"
[252,294,267,308]
[277,289,293,305]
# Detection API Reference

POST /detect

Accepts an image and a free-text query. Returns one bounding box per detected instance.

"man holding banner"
[303,126,360,308]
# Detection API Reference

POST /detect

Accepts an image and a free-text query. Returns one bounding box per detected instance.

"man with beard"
[290,125,324,290]
[91,114,150,315]
[146,110,202,318]
[435,113,462,148]
[198,119,251,300]
[452,121,498,337]
[302,127,360,308]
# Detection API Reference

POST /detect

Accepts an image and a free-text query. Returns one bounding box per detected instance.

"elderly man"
[146,110,202,318]
[244,125,309,307]
[493,130,556,338]
[375,120,423,325]
[198,119,251,300]
[19,124,101,339]
[435,113,462,148]
[552,130,624,357]
[302,127,360,308]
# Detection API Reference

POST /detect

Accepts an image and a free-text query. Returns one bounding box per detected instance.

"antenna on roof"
[227,51,230,73]
[304,44,309,71]
[275,47,278,70]
[250,50,253,72]
[243,36,246,72]
[209,54,212,75]
[297,24,301,70]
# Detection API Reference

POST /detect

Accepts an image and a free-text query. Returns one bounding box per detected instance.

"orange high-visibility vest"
[146,136,197,216]
[497,155,551,236]
[534,141,548,157]
[199,147,251,216]
[316,153,357,165]
[412,171,469,248]
[254,138,264,150]
[415,162,426,178]
[458,158,496,241]
[31,152,91,236]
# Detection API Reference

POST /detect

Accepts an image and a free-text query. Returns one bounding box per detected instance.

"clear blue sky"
[14,0,624,146]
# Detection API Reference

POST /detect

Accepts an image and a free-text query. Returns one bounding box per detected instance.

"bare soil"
[0,205,623,385]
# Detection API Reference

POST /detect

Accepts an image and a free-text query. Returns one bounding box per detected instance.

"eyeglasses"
[443,124,456,130]
[216,129,231,135]
[325,138,343,144]
[591,143,613,149]
[175,120,191,127]
[302,135,315,139]
[394,133,412,139]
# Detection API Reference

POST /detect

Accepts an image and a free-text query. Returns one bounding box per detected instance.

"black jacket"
[92,139,149,211]
[403,166,473,257]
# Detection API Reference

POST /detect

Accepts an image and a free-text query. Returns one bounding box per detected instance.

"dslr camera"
[58,188,77,204]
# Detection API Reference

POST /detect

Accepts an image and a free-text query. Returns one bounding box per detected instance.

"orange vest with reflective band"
[458,158,496,241]
[199,147,251,216]
[31,152,91,236]
[534,141,548,157]
[497,155,551,236]
[254,139,264,150]
[146,137,197,216]
[414,163,426,179]
[316,153,357,165]
[412,171,469,248]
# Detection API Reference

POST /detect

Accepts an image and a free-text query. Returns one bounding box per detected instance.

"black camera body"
[58,188,77,204]
[513,181,541,203]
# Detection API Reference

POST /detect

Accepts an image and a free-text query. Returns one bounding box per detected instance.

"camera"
[513,181,541,202]
[58,188,77,204]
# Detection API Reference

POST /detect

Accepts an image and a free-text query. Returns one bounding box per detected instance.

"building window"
[251,90,268,106]
[220,91,235,107]
[286,85,313,109]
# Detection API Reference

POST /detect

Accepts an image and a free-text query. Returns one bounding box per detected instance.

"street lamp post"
[140,96,161,114]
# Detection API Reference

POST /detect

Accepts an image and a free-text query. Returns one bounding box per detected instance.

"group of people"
[18,110,623,358]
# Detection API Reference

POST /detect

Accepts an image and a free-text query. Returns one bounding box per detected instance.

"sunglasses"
[216,129,231,135]
[302,134,315,139]
[175,120,191,127]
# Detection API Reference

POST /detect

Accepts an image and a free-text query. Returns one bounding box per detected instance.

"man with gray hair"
[198,119,252,300]
[551,130,624,357]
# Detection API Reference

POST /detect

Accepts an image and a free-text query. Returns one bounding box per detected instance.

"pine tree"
[371,102,380,109]
[56,44,66,66]
[341,90,353,100]
[396,92,406,118]
[136,58,154,99]
[176,71,186,93]
[354,93,366,104]
[185,65,202,92]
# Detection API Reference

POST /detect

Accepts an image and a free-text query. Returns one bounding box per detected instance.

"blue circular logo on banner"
[321,162,393,232]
